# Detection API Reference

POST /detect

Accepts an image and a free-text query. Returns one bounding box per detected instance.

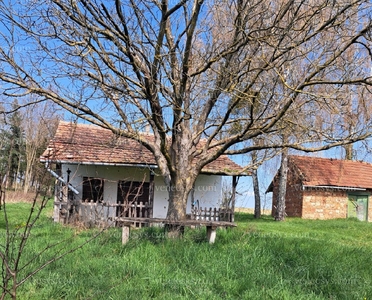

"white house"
[40,121,246,226]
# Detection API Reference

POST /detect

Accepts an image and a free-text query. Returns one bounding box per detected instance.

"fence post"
[139,201,143,218]
[144,203,148,218]
[90,200,94,224]
[122,225,130,244]
[206,226,217,244]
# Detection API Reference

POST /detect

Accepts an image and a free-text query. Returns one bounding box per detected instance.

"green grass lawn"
[1,202,372,299]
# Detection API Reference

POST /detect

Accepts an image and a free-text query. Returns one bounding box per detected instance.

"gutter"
[303,185,366,191]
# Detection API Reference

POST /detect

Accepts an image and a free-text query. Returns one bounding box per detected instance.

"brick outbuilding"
[267,156,372,221]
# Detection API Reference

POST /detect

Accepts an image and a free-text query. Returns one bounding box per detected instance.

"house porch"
[51,166,238,227]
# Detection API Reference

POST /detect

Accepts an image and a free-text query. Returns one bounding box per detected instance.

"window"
[117,181,150,218]
[117,181,149,204]
[82,177,104,202]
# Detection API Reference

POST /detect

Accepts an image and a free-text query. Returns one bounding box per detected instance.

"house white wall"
[61,163,222,219]
[152,172,222,218]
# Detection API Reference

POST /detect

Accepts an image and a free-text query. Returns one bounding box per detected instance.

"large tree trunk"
[166,179,192,221]
[165,127,197,222]
[275,149,288,221]
[165,173,196,238]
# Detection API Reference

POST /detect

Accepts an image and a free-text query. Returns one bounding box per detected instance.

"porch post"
[53,182,60,222]
[231,176,237,222]
[60,168,71,224]
[149,169,155,218]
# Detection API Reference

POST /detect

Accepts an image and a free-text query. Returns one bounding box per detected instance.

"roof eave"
[40,158,158,169]
[303,185,368,191]
[41,158,247,176]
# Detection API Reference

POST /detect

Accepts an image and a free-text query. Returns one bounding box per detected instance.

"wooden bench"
[115,217,237,244]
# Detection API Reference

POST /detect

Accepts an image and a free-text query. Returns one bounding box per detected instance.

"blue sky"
[2,1,372,210]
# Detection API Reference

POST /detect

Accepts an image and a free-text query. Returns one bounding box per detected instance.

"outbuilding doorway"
[348,195,368,221]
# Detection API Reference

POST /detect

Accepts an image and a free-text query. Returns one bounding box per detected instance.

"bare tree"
[251,151,261,219]
[21,100,60,193]
[274,147,288,221]
[1,1,372,221]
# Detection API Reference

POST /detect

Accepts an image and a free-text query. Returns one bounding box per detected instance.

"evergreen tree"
[1,101,25,189]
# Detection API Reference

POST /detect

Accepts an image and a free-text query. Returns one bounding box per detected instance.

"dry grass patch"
[235,207,271,215]
[4,190,39,203]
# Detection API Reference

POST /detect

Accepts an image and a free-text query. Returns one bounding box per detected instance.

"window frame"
[82,177,104,203]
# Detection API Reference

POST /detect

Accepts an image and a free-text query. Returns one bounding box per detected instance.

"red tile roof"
[41,121,247,175]
[289,155,372,189]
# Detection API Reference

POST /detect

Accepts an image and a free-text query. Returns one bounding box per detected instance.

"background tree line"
[0,99,59,193]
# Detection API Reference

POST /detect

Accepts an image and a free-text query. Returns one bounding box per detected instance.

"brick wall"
[301,189,347,220]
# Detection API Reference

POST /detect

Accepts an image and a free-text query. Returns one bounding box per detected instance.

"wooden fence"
[76,200,152,227]
[190,206,234,222]
[54,199,234,227]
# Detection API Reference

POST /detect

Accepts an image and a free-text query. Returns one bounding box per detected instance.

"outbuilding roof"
[40,121,247,176]
[267,155,372,191]
[288,155,372,189]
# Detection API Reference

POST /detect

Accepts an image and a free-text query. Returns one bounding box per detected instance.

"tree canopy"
[1,0,372,219]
